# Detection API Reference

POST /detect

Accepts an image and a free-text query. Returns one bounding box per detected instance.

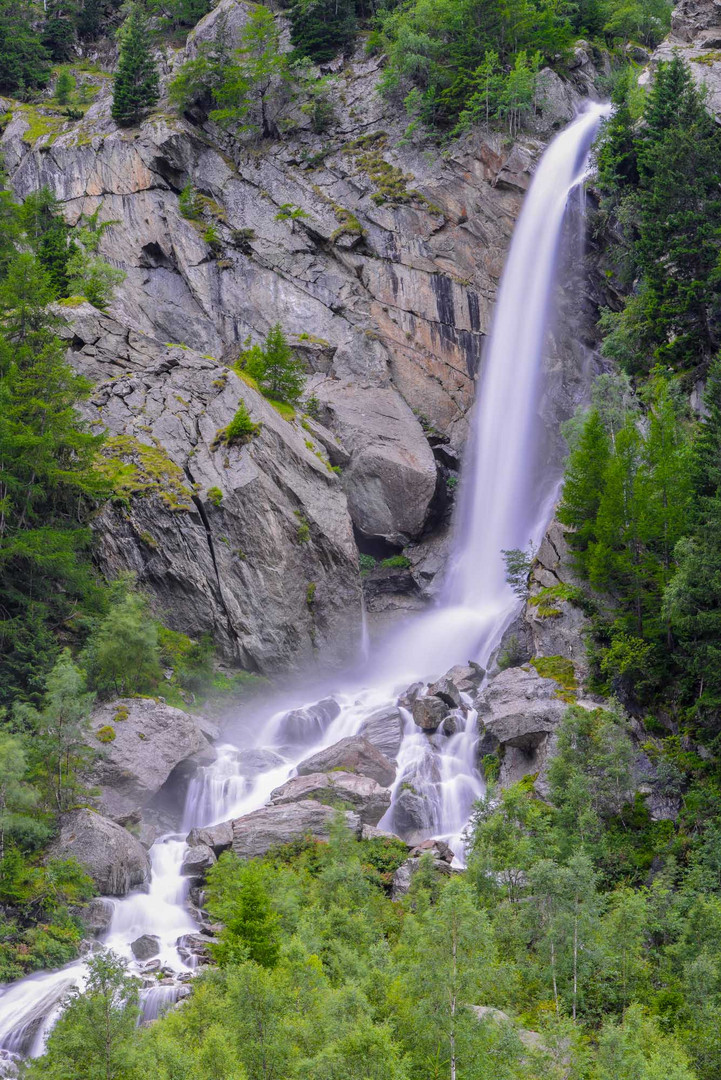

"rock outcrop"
[57,305,363,670]
[231,800,361,858]
[475,666,568,789]
[88,697,209,823]
[0,7,606,654]
[358,706,404,761]
[649,0,721,117]
[269,771,391,825]
[48,809,150,896]
[296,736,396,787]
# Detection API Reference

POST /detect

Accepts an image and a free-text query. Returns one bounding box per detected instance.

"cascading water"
[0,101,610,1060]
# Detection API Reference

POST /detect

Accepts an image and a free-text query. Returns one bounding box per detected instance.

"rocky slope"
[0,3,607,668]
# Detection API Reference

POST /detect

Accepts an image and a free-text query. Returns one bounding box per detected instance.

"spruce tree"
[111,5,159,128]
[289,0,356,64]
[244,323,305,404]
[558,409,611,572]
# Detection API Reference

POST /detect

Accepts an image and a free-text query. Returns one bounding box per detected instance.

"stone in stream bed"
[131,934,160,961]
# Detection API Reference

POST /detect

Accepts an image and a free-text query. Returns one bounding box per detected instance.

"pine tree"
[244,323,305,404]
[289,0,356,64]
[558,409,611,572]
[111,5,159,128]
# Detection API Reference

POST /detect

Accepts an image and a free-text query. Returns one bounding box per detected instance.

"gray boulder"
[276,698,341,744]
[391,786,432,842]
[131,934,160,960]
[187,820,234,855]
[313,381,438,545]
[297,736,396,788]
[412,695,448,732]
[427,676,462,709]
[83,897,115,936]
[88,698,208,824]
[181,844,217,878]
[358,706,404,761]
[48,810,150,897]
[476,666,567,789]
[269,771,391,826]
[232,800,361,858]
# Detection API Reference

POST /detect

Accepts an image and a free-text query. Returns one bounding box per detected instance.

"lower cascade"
[0,101,610,1056]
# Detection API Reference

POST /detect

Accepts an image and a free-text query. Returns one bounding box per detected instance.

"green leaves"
[111,5,159,128]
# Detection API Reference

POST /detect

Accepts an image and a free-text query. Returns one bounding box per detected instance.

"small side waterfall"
[0,102,609,1058]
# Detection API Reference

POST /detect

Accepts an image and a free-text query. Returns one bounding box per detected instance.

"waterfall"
[0,101,609,1059]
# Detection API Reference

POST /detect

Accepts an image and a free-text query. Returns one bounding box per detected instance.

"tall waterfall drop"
[0,100,610,1059]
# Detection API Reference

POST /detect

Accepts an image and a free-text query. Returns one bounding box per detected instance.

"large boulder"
[88,698,209,824]
[187,820,234,855]
[48,810,150,897]
[297,736,395,787]
[476,666,567,789]
[273,698,341,745]
[390,785,433,843]
[358,706,404,761]
[232,801,361,858]
[269,772,391,826]
[312,382,438,545]
[412,695,449,732]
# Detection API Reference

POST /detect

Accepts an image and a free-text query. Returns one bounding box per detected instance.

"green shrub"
[207,486,223,507]
[380,554,411,570]
[359,553,377,575]
[96,725,116,743]
[224,401,261,446]
[179,182,202,220]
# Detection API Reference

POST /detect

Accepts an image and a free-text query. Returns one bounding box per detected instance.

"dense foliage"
[27,718,721,1080]
[596,57,721,377]
[552,56,721,738]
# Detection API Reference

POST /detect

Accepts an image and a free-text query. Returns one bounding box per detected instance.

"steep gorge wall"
[0,3,607,670]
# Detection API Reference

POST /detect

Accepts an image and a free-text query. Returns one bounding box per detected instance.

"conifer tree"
[558,409,611,572]
[111,5,159,128]
[244,323,305,404]
[289,0,356,64]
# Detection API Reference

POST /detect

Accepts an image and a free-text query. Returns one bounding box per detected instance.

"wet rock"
[412,695,448,732]
[441,714,460,736]
[181,844,217,878]
[297,736,396,787]
[427,676,463,709]
[269,771,391,826]
[440,664,485,696]
[397,682,424,710]
[187,820,233,855]
[236,748,286,778]
[232,801,361,859]
[48,809,150,897]
[358,706,404,761]
[391,786,431,840]
[83,897,115,936]
[177,933,214,965]
[88,697,208,824]
[276,698,341,743]
[131,935,160,961]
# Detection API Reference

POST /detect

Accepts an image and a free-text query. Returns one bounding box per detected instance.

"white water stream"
[0,101,610,1059]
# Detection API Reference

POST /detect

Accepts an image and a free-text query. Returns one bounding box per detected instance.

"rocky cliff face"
[649,0,721,114]
[0,3,606,669]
